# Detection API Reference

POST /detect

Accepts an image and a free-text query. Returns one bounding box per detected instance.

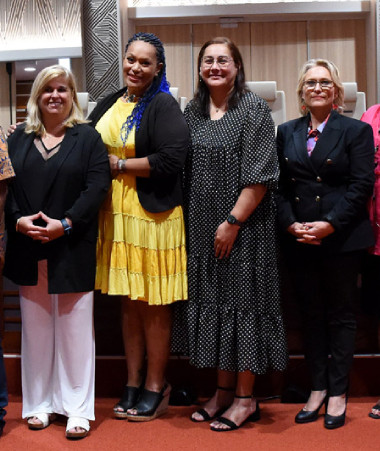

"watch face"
[227,215,236,224]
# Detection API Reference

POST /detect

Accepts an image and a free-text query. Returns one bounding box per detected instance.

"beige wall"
[0,15,375,126]
[136,17,371,121]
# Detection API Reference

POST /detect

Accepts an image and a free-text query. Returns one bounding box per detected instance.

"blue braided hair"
[120,32,170,146]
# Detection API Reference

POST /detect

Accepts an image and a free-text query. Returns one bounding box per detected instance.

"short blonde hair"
[296,59,344,116]
[25,65,87,135]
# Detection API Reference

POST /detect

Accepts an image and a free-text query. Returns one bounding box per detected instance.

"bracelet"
[16,217,21,232]
[117,159,127,173]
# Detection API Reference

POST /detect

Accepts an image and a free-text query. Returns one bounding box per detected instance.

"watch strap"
[60,218,72,236]
[227,214,244,227]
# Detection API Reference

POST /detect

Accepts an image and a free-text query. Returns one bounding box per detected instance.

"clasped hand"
[109,154,120,178]
[287,221,335,245]
[17,211,65,243]
[214,221,239,259]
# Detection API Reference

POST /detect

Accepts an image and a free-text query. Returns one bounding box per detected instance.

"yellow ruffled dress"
[95,99,187,305]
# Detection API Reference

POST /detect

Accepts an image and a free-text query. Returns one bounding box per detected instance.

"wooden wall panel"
[309,19,367,94]
[192,23,252,94]
[133,19,368,120]
[251,21,308,121]
[136,24,193,101]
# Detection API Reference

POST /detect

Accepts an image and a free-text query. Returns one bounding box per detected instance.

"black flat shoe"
[113,385,141,419]
[126,383,171,422]
[295,398,326,424]
[210,399,260,432]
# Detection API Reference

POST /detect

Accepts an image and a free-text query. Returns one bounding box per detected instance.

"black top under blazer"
[88,88,189,213]
[4,124,111,293]
[276,110,375,253]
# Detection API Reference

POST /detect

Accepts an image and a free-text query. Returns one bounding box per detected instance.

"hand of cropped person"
[7,123,21,137]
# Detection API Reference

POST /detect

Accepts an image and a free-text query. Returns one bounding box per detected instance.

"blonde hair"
[25,65,87,135]
[296,58,344,116]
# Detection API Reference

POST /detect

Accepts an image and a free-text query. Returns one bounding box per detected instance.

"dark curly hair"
[120,32,170,145]
[194,37,248,116]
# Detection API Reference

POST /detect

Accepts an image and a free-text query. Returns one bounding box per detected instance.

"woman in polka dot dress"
[179,37,287,431]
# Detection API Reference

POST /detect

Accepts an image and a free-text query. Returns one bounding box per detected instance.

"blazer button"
[285,157,289,162]
[316,176,322,182]
[326,159,333,165]
[315,196,321,202]
[295,197,300,203]
[291,178,296,182]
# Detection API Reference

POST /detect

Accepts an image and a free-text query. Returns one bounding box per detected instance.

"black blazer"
[276,111,375,253]
[4,124,111,293]
[89,89,189,213]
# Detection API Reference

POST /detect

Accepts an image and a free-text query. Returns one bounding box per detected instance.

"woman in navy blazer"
[277,59,374,429]
[5,65,111,439]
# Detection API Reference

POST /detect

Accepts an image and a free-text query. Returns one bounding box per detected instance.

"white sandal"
[66,417,90,440]
[27,413,55,430]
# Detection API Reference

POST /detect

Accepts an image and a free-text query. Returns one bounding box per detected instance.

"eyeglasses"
[304,79,334,90]
[201,56,233,67]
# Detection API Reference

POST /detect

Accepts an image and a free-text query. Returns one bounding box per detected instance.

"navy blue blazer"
[276,110,375,253]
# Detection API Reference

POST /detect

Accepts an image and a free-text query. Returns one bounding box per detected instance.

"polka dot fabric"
[172,92,288,374]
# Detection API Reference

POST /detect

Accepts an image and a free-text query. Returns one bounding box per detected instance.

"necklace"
[122,91,140,103]
[39,136,63,153]
[210,101,226,114]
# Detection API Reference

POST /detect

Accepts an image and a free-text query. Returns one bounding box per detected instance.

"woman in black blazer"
[276,59,374,429]
[5,65,111,439]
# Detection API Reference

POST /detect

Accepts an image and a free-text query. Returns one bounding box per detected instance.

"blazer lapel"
[12,132,36,212]
[309,111,343,170]
[292,116,316,172]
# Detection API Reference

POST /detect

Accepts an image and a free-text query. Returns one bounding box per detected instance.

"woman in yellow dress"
[89,32,189,421]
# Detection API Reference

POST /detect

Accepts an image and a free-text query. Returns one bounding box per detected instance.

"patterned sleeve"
[240,94,278,190]
[0,128,15,181]
[0,129,15,268]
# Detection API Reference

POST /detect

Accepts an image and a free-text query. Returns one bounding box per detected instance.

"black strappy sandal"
[190,386,234,423]
[210,395,260,432]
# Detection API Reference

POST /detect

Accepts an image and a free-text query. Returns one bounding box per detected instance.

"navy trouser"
[288,245,363,396]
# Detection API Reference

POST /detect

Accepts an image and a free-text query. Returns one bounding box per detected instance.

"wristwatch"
[60,218,72,236]
[227,214,244,227]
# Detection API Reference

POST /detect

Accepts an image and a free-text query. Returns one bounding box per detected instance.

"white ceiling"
[15,59,59,81]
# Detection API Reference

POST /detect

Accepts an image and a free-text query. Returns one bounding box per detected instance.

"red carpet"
[1,396,379,450]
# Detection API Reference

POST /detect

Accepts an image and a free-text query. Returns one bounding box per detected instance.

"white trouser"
[20,260,95,420]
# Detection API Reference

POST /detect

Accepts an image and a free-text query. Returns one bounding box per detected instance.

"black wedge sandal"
[126,383,171,422]
[190,385,234,422]
[113,385,141,419]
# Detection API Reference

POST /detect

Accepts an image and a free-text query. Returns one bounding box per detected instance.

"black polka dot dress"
[175,92,288,374]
